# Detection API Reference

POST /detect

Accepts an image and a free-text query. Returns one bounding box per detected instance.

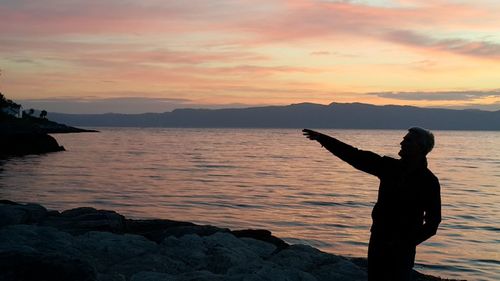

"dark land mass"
[0,200,464,281]
[0,114,98,134]
[48,102,500,130]
[0,114,97,157]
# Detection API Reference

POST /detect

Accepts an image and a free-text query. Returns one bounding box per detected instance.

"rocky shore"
[0,201,463,281]
[0,133,65,156]
[0,115,97,157]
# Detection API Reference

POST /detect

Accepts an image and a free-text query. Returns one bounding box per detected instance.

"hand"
[302,129,322,141]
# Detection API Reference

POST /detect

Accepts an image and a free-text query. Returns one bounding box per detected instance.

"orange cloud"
[383,30,500,59]
[1,0,499,111]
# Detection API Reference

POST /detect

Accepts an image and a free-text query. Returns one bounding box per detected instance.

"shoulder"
[375,156,400,176]
[381,156,401,168]
[381,155,399,163]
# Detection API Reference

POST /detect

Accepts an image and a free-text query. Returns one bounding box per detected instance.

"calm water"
[0,128,499,281]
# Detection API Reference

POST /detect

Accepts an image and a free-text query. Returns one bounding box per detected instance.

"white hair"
[408,127,435,155]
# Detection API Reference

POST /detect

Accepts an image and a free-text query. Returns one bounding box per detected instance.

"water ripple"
[1,128,499,281]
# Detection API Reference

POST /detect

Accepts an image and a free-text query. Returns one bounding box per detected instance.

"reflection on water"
[0,128,499,281]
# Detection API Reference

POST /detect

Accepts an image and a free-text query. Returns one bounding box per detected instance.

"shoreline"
[0,115,97,157]
[0,200,464,281]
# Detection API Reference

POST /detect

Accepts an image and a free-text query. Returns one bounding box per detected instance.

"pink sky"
[1,0,499,113]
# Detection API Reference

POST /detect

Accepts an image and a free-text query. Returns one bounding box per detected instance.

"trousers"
[368,232,416,281]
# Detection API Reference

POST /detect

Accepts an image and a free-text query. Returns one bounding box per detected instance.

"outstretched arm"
[303,129,383,177]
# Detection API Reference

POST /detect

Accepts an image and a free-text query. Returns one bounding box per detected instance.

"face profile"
[398,132,421,159]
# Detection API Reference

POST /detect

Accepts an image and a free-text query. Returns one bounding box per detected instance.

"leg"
[368,234,386,281]
[368,233,416,281]
[392,245,416,281]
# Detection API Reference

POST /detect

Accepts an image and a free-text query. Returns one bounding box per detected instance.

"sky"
[1,0,499,113]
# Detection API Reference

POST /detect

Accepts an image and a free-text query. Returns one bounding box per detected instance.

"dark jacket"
[317,134,441,245]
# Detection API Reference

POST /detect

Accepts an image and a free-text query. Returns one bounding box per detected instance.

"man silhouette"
[303,127,441,281]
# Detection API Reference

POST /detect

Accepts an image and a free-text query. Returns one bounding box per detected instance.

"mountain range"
[48,102,500,130]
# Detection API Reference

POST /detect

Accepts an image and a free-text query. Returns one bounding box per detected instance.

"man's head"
[399,127,435,159]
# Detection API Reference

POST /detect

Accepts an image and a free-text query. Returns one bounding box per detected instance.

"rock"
[0,202,48,227]
[0,249,97,281]
[202,233,265,274]
[76,231,157,272]
[0,225,82,260]
[40,207,126,234]
[231,229,289,251]
[126,218,230,243]
[161,233,262,275]
[161,234,210,270]
[158,225,230,240]
[0,225,96,281]
[96,273,127,281]
[0,201,462,281]
[0,200,20,205]
[311,259,367,281]
[270,244,341,271]
[125,219,196,243]
[108,254,187,278]
[175,270,226,281]
[254,266,318,281]
[130,271,176,281]
[238,237,277,259]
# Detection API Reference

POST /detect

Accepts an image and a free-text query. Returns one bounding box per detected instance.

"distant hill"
[48,102,500,130]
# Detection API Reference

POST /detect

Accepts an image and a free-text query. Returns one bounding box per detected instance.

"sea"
[0,128,498,281]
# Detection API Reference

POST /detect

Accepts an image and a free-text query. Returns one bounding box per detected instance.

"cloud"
[0,37,268,65]
[310,51,331,56]
[4,57,39,65]
[0,0,275,36]
[368,90,500,101]
[451,101,500,111]
[15,96,187,113]
[384,30,500,58]
[15,96,198,114]
[14,96,279,114]
[1,0,499,59]
[2,0,500,110]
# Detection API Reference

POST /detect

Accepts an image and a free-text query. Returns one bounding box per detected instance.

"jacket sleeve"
[415,177,442,245]
[316,134,384,177]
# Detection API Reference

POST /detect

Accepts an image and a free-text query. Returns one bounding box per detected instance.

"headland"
[0,114,97,157]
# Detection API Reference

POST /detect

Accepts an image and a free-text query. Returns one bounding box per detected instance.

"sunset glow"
[1,0,499,113]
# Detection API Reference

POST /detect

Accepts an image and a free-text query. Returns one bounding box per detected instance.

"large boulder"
[0,201,48,227]
[75,231,158,272]
[231,229,289,251]
[40,207,126,235]
[125,219,227,243]
[130,271,176,281]
[269,244,366,281]
[0,250,97,281]
[0,225,96,281]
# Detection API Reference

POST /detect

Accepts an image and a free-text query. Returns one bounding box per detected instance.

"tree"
[0,92,21,117]
[28,108,35,116]
[40,110,47,119]
[0,92,18,109]
[0,92,6,106]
